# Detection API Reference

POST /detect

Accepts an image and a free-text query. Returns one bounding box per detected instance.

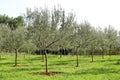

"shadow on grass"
[0,58,6,60]
[26,56,41,61]
[0,67,43,73]
[72,68,119,75]
[49,59,75,66]
[0,62,14,66]
[114,59,120,65]
[104,58,120,62]
[92,58,120,62]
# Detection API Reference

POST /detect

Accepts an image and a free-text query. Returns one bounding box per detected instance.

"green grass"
[0,54,120,80]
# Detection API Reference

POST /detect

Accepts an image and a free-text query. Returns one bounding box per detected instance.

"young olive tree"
[71,21,94,66]
[58,11,75,58]
[9,26,26,66]
[96,28,109,59]
[0,24,27,66]
[0,24,11,59]
[70,23,82,67]
[104,25,118,56]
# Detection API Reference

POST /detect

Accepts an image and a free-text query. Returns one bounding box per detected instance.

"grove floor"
[0,54,120,80]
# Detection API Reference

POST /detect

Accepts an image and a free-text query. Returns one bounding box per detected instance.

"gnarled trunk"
[44,50,48,72]
[23,53,26,59]
[102,50,104,59]
[41,50,44,62]
[76,47,79,67]
[0,55,1,60]
[15,49,18,66]
[91,50,94,62]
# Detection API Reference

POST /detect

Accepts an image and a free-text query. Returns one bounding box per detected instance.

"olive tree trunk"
[15,49,18,66]
[44,50,48,72]
[76,47,79,67]
[91,50,94,62]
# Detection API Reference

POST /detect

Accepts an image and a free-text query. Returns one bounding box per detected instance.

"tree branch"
[46,38,60,48]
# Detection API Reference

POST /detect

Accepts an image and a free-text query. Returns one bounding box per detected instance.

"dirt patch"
[32,71,63,76]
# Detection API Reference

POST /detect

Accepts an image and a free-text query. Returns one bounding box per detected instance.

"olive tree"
[104,25,118,56]
[8,26,26,66]
[96,28,109,59]
[58,11,75,58]
[25,7,63,72]
[70,22,82,67]
[0,24,11,59]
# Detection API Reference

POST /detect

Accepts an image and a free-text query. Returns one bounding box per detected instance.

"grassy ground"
[0,53,120,80]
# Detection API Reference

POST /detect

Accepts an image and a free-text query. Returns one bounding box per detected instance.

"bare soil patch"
[32,71,63,76]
